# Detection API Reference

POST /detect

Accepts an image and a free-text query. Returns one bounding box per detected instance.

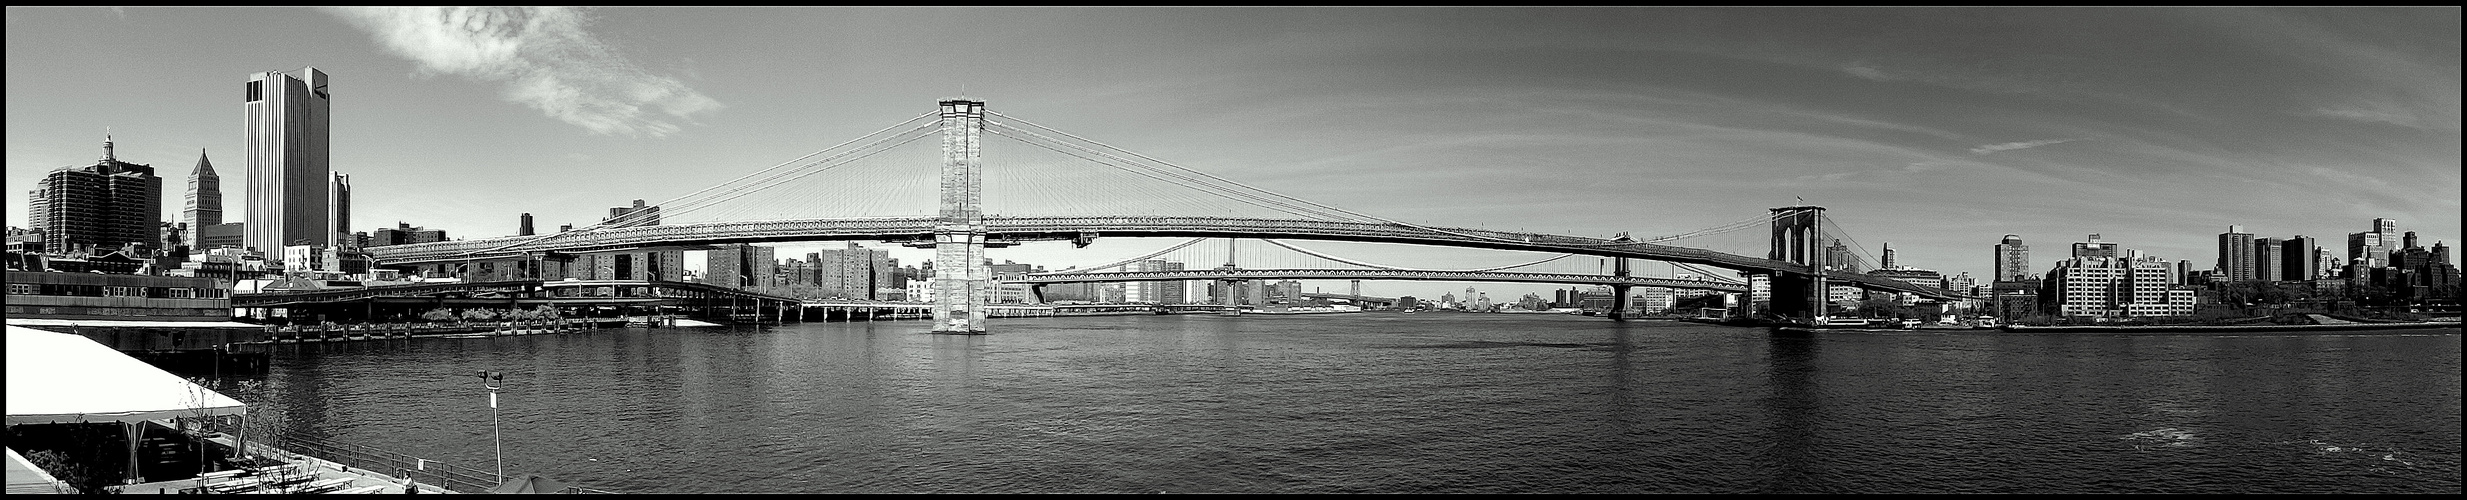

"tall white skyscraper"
[243,67,331,260]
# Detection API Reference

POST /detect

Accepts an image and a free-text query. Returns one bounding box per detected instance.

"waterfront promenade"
[114,435,441,494]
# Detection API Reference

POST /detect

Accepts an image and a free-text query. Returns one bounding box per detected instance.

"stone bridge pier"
[1764,205,1828,323]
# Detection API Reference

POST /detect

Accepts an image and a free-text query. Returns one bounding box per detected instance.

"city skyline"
[6,7,2459,300]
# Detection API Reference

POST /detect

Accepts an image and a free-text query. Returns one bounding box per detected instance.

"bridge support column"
[1218,278,1243,316]
[1609,258,1631,319]
[1767,206,1828,324]
[931,99,990,334]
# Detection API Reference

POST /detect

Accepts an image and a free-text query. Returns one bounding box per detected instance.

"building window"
[247,80,262,102]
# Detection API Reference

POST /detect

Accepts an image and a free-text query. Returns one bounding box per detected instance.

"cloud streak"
[327,7,722,138]
[1969,138,2081,155]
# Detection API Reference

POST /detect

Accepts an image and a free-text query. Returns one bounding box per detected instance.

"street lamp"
[477,370,504,482]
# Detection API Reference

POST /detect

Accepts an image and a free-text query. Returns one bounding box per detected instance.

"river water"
[250,313,2461,493]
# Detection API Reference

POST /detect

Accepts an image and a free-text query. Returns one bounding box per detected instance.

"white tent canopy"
[5,325,246,425]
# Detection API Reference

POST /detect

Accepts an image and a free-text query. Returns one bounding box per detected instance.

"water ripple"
[252,316,2460,493]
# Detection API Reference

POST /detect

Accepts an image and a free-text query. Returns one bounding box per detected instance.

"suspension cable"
[1041,238,1213,273]
[985,122,1360,221]
[462,112,937,257]
[1257,239,1582,273]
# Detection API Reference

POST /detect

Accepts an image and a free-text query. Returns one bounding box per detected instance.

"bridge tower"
[1349,280,1362,308]
[1766,205,1828,323]
[931,99,991,333]
[1609,258,1631,319]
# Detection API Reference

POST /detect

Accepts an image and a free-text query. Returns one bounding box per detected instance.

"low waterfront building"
[2039,255,2196,319]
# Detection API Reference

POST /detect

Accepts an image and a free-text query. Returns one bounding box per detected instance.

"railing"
[202,421,617,493]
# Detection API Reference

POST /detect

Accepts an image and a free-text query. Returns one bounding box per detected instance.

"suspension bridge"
[363,99,1966,333]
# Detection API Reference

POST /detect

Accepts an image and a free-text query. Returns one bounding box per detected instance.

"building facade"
[2071,234,2117,259]
[244,67,333,257]
[1993,234,2030,282]
[814,242,891,300]
[2218,225,2256,282]
[181,150,222,246]
[2348,218,2399,270]
[31,136,163,255]
[2040,255,2196,319]
[2283,236,2318,282]
[330,172,351,250]
[705,244,778,292]
[2254,237,2284,282]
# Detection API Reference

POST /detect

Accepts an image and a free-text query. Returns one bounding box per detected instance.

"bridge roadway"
[1010,268,1749,293]
[233,279,800,308]
[363,215,1969,300]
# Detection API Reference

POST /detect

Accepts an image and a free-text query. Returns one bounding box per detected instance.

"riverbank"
[1999,321,2458,334]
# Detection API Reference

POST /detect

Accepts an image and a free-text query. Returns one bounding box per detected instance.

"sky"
[7,7,2460,301]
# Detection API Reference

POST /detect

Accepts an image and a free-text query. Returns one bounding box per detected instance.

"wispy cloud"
[1969,138,2081,155]
[1841,62,1891,81]
[326,7,722,138]
[2304,105,2431,130]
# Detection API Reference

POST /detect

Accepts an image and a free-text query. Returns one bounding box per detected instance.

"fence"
[201,421,615,493]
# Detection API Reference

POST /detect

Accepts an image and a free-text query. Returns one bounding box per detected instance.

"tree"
[22,449,109,494]
[420,308,456,322]
[1855,295,1899,318]
[459,308,499,322]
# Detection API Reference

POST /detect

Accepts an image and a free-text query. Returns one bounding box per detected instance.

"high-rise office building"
[2315,248,2339,280]
[518,213,535,236]
[1992,234,2030,283]
[2218,226,2255,282]
[244,67,333,257]
[330,172,351,247]
[2254,237,2283,282]
[30,135,162,254]
[2348,218,2398,270]
[2282,236,2317,282]
[1823,239,1862,273]
[181,149,221,245]
[2072,234,2117,259]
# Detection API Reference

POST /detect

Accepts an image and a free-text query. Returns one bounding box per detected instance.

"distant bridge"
[1011,268,1748,293]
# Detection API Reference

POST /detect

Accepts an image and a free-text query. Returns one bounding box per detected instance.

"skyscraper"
[2282,236,2317,282]
[2218,225,2255,282]
[519,213,535,236]
[181,149,221,245]
[2349,218,2399,270]
[30,135,162,254]
[330,172,351,247]
[2254,237,2283,282]
[244,67,332,258]
[1992,234,2030,283]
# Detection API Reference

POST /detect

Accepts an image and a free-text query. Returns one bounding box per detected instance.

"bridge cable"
[649,122,941,224]
[599,111,938,228]
[1038,237,1214,274]
[457,112,937,256]
[1256,239,1583,273]
[984,123,1362,221]
[990,110,1766,250]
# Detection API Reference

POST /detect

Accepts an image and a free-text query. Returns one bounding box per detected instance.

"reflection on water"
[256,315,2459,493]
